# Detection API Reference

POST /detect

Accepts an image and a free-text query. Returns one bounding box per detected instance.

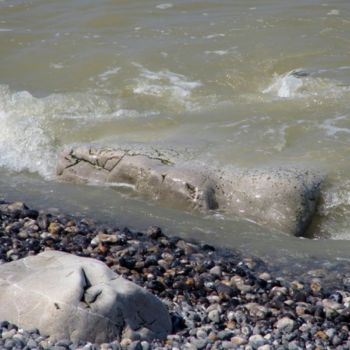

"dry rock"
[0,251,171,344]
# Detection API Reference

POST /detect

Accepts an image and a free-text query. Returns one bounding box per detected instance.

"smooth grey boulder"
[0,251,171,344]
[57,147,323,236]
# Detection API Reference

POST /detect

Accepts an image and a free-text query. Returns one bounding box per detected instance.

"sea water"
[1,0,350,270]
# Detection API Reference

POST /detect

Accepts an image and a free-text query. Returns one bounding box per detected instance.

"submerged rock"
[57,147,323,236]
[0,251,171,344]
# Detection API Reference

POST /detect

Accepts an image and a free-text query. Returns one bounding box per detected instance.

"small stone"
[121,338,132,348]
[39,339,51,349]
[55,339,72,347]
[140,340,150,350]
[191,338,208,350]
[258,272,271,281]
[1,329,16,339]
[209,265,222,276]
[310,279,321,294]
[146,226,163,239]
[196,329,207,339]
[18,231,29,239]
[208,309,220,323]
[231,336,247,346]
[48,222,63,235]
[275,317,295,332]
[315,330,328,341]
[288,341,301,350]
[245,303,268,319]
[258,345,271,350]
[97,232,118,244]
[249,334,266,349]
[26,339,38,348]
[8,202,27,212]
[218,330,234,341]
[128,340,142,350]
[325,328,336,339]
[221,340,236,349]
[332,335,342,346]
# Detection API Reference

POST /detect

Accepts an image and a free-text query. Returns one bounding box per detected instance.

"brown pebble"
[48,222,62,235]
[97,243,108,254]
[310,279,321,294]
[97,232,118,244]
[225,320,236,329]
[315,331,328,340]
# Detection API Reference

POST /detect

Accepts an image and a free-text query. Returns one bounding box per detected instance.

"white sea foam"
[0,86,57,178]
[263,71,304,98]
[320,115,350,137]
[156,3,173,10]
[263,69,350,99]
[50,63,64,69]
[204,33,225,39]
[205,46,238,56]
[205,50,228,56]
[327,9,340,16]
[98,67,121,81]
[132,65,202,110]
[0,82,169,178]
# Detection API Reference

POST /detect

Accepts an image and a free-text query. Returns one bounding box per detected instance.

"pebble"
[207,309,220,323]
[258,345,271,350]
[249,334,266,349]
[275,317,295,332]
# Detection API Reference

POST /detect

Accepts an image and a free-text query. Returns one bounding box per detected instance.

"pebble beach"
[1,200,350,350]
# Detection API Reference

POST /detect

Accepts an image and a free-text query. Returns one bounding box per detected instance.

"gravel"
[1,200,350,349]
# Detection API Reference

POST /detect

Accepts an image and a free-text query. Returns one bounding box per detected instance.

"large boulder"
[0,251,171,344]
[57,147,323,236]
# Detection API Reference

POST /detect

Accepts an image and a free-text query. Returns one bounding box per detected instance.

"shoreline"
[1,200,350,349]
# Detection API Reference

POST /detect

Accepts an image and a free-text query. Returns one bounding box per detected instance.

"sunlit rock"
[0,251,171,344]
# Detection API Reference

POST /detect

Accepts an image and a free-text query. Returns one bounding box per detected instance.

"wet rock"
[57,147,323,236]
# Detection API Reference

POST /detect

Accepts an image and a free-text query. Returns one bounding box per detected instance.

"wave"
[263,69,350,99]
[0,86,57,178]
[0,84,160,178]
[131,64,202,111]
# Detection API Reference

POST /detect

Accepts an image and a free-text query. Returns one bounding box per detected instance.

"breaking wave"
[263,69,350,99]
[0,86,57,178]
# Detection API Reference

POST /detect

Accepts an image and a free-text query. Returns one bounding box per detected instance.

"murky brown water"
[1,0,350,268]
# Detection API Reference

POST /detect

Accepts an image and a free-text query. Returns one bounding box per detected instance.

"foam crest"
[263,69,350,99]
[132,65,202,110]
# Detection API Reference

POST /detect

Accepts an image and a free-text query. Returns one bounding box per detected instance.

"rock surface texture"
[57,147,323,236]
[0,251,171,344]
